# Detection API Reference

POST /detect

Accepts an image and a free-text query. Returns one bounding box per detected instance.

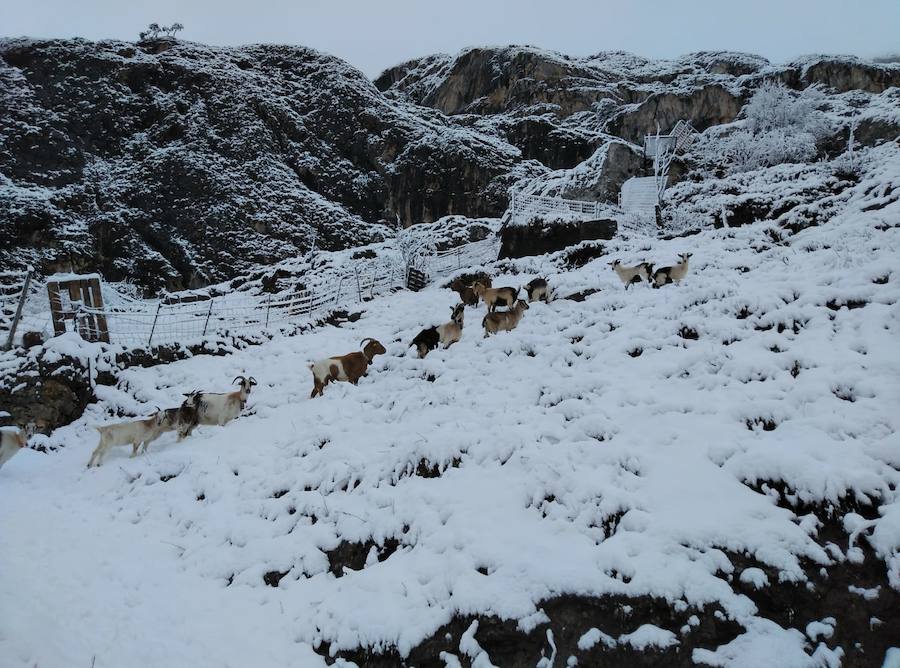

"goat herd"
[0,252,692,470]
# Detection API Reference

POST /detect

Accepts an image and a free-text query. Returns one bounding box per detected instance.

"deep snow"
[1,147,900,665]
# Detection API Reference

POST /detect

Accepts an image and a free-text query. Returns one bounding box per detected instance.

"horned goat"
[189,376,257,426]
[309,338,386,397]
[482,299,529,337]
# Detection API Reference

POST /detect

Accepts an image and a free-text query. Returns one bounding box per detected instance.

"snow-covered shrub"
[831,121,861,181]
[690,82,832,175]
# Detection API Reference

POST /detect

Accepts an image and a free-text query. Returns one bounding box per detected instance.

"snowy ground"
[1,180,899,666]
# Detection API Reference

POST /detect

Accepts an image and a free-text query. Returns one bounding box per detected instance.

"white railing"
[428,237,501,278]
[508,192,602,226]
[4,236,500,351]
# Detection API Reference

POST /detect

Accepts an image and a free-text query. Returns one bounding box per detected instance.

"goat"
[482,299,529,337]
[473,281,519,312]
[0,423,35,469]
[651,253,692,288]
[87,413,167,467]
[453,276,490,306]
[523,277,551,303]
[188,376,257,427]
[410,303,465,358]
[309,338,386,397]
[159,392,202,441]
[609,259,653,290]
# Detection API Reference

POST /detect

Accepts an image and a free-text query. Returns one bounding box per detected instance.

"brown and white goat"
[482,299,529,337]
[410,303,465,358]
[609,259,653,289]
[523,277,551,303]
[189,376,257,426]
[0,423,35,469]
[309,338,386,397]
[473,281,519,312]
[651,253,692,288]
[454,277,491,307]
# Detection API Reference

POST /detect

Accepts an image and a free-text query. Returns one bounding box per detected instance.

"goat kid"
[160,392,203,441]
[473,281,519,312]
[523,277,551,303]
[0,423,35,469]
[87,413,167,467]
[189,376,257,426]
[483,299,529,337]
[309,338,386,397]
[651,253,692,288]
[410,303,465,358]
[609,259,653,289]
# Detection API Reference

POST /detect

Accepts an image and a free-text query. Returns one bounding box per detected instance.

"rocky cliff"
[2,39,898,291]
[0,38,519,291]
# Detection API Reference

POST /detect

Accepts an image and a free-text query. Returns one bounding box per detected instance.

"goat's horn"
[233,376,245,385]
[360,337,375,347]
[249,376,257,385]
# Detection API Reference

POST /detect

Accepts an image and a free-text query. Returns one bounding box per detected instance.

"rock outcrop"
[0,39,519,291]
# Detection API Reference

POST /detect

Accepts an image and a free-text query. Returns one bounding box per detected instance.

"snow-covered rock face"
[0,39,519,291]
[1,141,898,665]
[3,39,899,293]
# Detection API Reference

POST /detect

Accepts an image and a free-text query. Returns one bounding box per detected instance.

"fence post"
[202,298,214,336]
[354,267,362,302]
[265,295,271,328]
[3,268,32,351]
[334,276,344,305]
[148,302,162,347]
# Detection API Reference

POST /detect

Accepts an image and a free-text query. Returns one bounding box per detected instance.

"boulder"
[499,218,617,259]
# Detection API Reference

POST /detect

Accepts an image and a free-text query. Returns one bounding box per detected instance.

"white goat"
[0,424,35,469]
[87,414,166,467]
[190,376,257,426]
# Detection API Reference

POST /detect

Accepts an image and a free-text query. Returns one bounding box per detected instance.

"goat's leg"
[130,441,140,458]
[87,445,102,468]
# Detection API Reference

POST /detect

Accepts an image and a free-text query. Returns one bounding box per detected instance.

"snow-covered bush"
[690,82,831,175]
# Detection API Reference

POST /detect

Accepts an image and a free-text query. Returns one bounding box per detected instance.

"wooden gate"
[406,267,429,292]
[47,274,110,343]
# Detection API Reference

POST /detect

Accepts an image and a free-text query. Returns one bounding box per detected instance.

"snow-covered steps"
[620,176,660,218]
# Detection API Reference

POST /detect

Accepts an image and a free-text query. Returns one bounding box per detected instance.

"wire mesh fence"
[1,236,501,350]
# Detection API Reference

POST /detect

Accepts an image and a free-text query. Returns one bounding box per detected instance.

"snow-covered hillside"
[2,141,898,666]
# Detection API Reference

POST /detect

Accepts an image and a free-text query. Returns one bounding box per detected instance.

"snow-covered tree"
[689,82,831,175]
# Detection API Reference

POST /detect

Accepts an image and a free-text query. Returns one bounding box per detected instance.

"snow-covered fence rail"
[508,192,602,225]
[427,237,501,278]
[5,236,499,350]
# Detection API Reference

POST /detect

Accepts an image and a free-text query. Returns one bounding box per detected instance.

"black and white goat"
[410,303,465,358]
[522,277,551,303]
[651,253,692,288]
[609,259,653,289]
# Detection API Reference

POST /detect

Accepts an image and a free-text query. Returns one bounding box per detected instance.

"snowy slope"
[2,145,899,666]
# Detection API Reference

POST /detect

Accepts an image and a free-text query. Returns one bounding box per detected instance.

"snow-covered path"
[2,202,899,666]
